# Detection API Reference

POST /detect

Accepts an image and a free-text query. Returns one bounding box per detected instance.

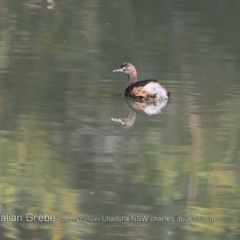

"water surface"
[0,0,240,239]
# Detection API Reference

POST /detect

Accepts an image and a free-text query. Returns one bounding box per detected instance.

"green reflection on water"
[0,118,86,239]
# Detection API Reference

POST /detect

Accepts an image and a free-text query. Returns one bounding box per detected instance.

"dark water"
[0,0,240,239]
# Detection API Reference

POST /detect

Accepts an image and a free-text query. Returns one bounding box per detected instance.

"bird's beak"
[113,68,123,72]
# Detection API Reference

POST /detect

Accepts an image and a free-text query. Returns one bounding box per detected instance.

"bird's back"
[125,79,169,100]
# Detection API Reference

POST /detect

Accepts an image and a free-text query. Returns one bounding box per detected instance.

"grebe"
[113,63,170,100]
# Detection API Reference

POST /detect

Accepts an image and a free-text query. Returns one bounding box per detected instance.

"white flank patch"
[142,82,168,99]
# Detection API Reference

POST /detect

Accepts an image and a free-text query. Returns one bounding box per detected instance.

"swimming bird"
[113,63,170,100]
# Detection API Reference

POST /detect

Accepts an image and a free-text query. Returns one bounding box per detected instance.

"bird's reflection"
[112,108,136,128]
[23,0,56,9]
[112,98,168,128]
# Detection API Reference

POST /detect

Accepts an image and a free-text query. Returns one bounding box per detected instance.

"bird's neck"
[127,71,137,86]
